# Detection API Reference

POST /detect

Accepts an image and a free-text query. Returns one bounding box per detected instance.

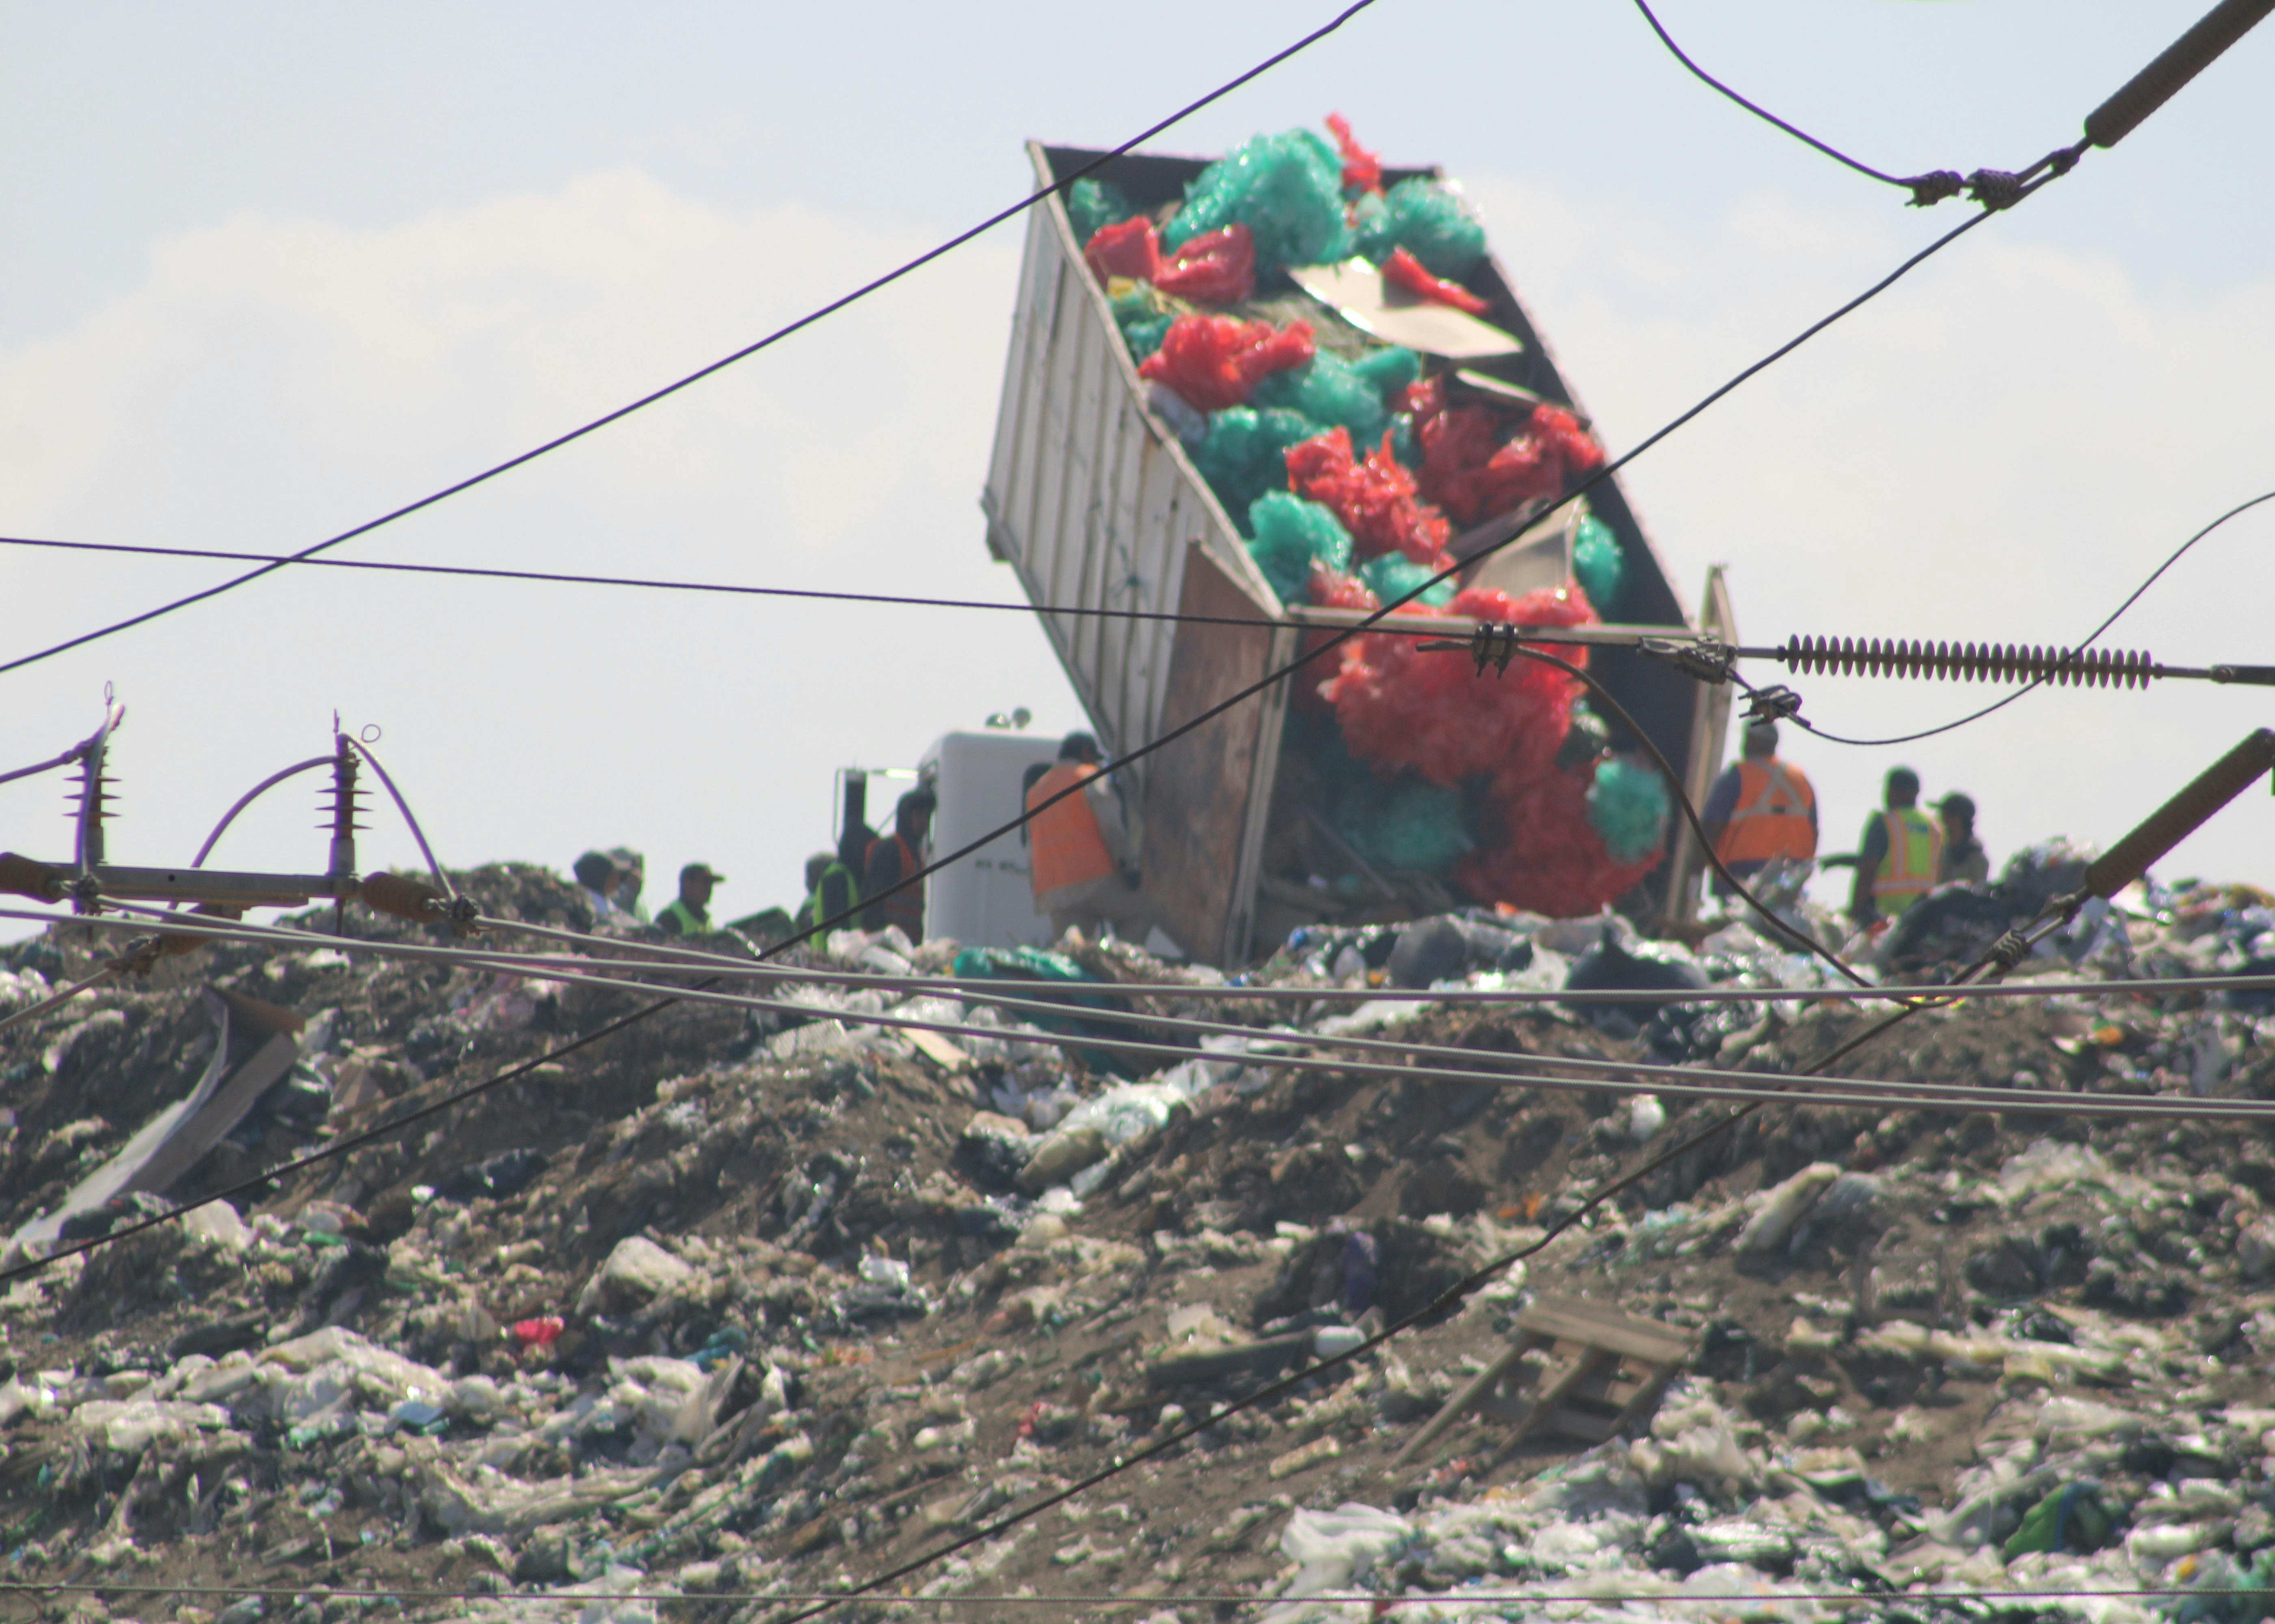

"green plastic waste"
[1572,514,1626,612]
[1193,407,1326,531]
[1109,285,1174,364]
[1247,492,1352,604]
[1066,177,1135,246]
[1335,772,1473,875]
[1354,177,1487,278]
[1349,345,1421,399]
[1388,412,1420,471]
[1163,129,1350,274]
[1360,552,1453,608]
[2002,1481,2116,1561]
[1252,351,1387,448]
[1585,756,1670,866]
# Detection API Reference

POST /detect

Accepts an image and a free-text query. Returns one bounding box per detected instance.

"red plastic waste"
[1138,314,1316,412]
[1154,222,1257,305]
[1326,112,1382,197]
[1295,566,1381,709]
[1326,584,1596,786]
[1083,216,1161,285]
[1401,379,1608,527]
[1285,427,1452,565]
[510,1316,566,1348]
[1382,246,1490,316]
[1453,760,1661,918]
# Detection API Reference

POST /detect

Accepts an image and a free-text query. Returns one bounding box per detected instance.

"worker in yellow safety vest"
[1850,767,1944,926]
[1026,732,1152,944]
[1700,721,1817,888]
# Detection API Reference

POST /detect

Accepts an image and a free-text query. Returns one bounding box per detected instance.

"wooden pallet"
[1394,1294,1693,1468]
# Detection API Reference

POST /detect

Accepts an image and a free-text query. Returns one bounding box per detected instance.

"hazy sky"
[3,0,2270,942]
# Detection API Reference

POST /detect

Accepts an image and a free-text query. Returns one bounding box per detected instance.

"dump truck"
[982,138,1735,966]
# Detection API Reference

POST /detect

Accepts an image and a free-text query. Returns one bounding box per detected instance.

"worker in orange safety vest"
[1700,721,1817,889]
[1850,766,1944,926]
[861,788,934,941]
[1026,732,1152,944]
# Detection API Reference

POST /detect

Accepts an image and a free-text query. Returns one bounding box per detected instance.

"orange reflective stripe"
[1715,758,1817,866]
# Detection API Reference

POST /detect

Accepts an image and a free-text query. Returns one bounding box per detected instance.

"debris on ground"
[4,858,2275,1621]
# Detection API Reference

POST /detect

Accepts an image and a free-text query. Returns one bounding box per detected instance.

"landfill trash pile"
[1073,115,1669,920]
[4,861,2275,1623]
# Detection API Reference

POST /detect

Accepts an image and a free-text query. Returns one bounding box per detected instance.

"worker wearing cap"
[657,864,724,936]
[1850,768,1944,926]
[1937,793,1990,886]
[1700,721,1817,886]
[1027,731,1151,942]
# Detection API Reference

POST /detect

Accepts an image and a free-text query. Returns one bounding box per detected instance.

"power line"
[1793,487,2275,747]
[0,533,1273,629]
[0,0,1382,681]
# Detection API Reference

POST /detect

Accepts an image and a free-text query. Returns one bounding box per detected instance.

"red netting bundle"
[1325,112,1382,197]
[1382,246,1489,315]
[1453,759,1661,918]
[1153,223,1256,305]
[1324,584,1595,786]
[1284,426,1451,565]
[1291,566,1381,712]
[1138,314,1315,412]
[1401,378,1609,527]
[1083,216,1161,284]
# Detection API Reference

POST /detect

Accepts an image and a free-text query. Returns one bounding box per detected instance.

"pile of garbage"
[1072,115,1669,919]
[3,857,2275,1622]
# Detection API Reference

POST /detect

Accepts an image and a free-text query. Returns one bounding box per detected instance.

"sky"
[2,0,2270,944]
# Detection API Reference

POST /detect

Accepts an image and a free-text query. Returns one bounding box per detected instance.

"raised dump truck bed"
[983,139,1726,964]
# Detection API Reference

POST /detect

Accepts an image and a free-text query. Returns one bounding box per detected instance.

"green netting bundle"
[1349,345,1421,399]
[1388,411,1420,471]
[1251,351,1386,447]
[1193,407,1326,530]
[1585,756,1670,866]
[1354,177,1487,277]
[1067,178,1135,246]
[1335,771,1474,876]
[1360,552,1453,608]
[1162,130,1351,274]
[1572,514,1626,612]
[1247,491,1352,604]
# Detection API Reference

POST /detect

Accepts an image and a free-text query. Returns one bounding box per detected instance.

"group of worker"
[787,731,1151,948]
[1700,720,1990,929]
[571,848,729,937]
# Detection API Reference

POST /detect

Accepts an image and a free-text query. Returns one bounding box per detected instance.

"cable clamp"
[1469,622,1522,678]
[1903,170,1966,208]
[1742,684,1805,724]
[1639,635,1738,686]
[1987,931,2032,972]
[443,895,481,937]
[1965,168,2027,211]
[104,935,164,979]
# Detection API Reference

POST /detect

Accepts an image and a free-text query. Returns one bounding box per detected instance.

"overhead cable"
[1633,0,2272,209]
[0,0,1381,680]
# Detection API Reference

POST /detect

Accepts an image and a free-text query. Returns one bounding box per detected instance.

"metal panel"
[1662,567,1739,924]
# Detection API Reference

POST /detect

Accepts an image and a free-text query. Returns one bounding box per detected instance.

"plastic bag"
[1325,112,1382,197]
[1252,350,1387,447]
[1246,492,1353,605]
[1354,176,1486,277]
[1572,513,1625,612]
[1405,378,1607,526]
[1326,583,1595,785]
[1162,128,1351,274]
[1336,771,1473,876]
[1454,756,1661,918]
[1066,178,1135,247]
[1585,755,1670,866]
[1382,246,1490,315]
[1153,222,1256,304]
[1084,216,1160,284]
[1138,314,1315,412]
[1284,426,1449,564]
[1359,550,1455,609]
[1192,406,1327,529]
